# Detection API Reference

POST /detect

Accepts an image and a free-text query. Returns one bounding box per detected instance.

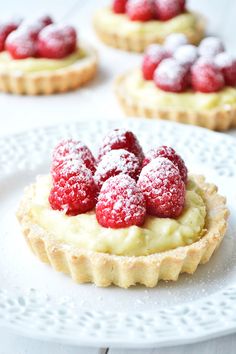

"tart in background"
[0,16,97,95]
[94,0,205,52]
[115,35,236,130]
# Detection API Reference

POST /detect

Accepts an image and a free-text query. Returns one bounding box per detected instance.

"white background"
[0,0,236,353]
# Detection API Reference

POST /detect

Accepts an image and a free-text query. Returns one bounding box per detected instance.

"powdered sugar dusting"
[39,24,76,49]
[6,29,36,57]
[56,159,93,182]
[174,44,198,65]
[164,33,188,53]
[94,149,140,188]
[145,44,168,62]
[154,58,186,85]
[198,37,224,58]
[138,157,185,218]
[98,129,144,163]
[215,52,233,68]
[52,139,95,173]
[96,174,146,228]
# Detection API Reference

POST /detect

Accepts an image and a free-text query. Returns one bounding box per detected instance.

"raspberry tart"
[93,0,205,52]
[115,35,236,130]
[17,129,228,288]
[0,16,97,95]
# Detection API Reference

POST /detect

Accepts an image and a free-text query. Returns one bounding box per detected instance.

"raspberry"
[191,58,225,93]
[19,15,53,40]
[155,0,183,21]
[51,139,96,176]
[126,0,155,22]
[142,44,169,80]
[174,44,198,66]
[154,58,188,92]
[38,24,77,59]
[138,157,185,217]
[112,0,128,13]
[164,33,188,54]
[178,0,185,11]
[198,37,224,59]
[0,19,21,52]
[51,159,88,183]
[49,164,97,215]
[143,145,187,183]
[215,52,236,86]
[98,129,144,164]
[96,175,146,228]
[94,149,140,189]
[5,29,37,59]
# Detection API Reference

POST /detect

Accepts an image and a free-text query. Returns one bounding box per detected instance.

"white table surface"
[0,0,236,352]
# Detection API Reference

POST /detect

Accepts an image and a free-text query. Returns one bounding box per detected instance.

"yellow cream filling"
[94,8,200,38]
[29,175,206,257]
[123,69,236,111]
[0,48,85,73]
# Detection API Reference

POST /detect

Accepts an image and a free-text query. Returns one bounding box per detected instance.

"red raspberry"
[94,149,141,189]
[5,29,37,59]
[96,175,146,228]
[38,24,77,59]
[178,0,185,11]
[51,139,96,176]
[126,0,155,22]
[138,157,185,218]
[39,15,53,27]
[174,44,198,67]
[0,19,22,52]
[49,164,97,215]
[98,129,144,164]
[142,44,170,80]
[198,37,224,59]
[19,16,53,40]
[51,159,88,183]
[154,58,188,92]
[143,145,187,183]
[191,58,225,93]
[112,0,128,13]
[155,0,183,21]
[164,33,188,54]
[215,52,236,86]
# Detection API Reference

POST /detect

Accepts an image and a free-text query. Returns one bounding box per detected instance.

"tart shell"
[16,175,229,288]
[115,73,236,131]
[93,11,205,52]
[0,47,97,95]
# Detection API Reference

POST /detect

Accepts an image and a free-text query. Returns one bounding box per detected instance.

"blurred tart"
[115,35,236,130]
[94,0,205,52]
[0,16,97,95]
[17,129,228,288]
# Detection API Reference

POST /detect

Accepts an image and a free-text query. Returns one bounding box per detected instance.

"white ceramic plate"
[0,118,236,348]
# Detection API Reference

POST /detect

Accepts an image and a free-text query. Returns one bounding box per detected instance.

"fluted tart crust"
[17,175,228,288]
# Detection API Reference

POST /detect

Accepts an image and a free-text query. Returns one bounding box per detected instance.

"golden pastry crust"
[16,175,229,288]
[93,10,205,52]
[0,47,97,95]
[115,73,236,131]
